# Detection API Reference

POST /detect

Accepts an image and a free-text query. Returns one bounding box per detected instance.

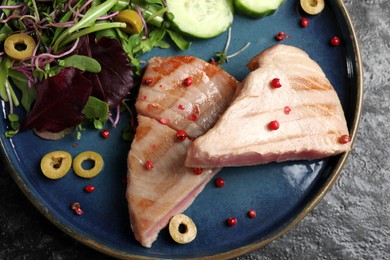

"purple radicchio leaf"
[20,67,92,133]
[78,36,134,109]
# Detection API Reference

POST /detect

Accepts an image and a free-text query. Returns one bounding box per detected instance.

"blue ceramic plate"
[0,0,362,259]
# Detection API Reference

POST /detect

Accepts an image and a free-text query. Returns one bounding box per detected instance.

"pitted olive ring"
[4,33,36,61]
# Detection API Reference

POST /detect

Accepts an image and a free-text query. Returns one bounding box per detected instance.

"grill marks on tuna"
[185,44,351,168]
[136,56,238,138]
[126,56,239,248]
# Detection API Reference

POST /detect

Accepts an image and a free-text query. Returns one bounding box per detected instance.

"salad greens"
[0,0,191,139]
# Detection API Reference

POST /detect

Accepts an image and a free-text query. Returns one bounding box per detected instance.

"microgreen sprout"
[213,27,251,66]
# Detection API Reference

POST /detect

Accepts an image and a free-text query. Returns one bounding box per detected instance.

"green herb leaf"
[167,29,191,50]
[5,129,18,138]
[59,55,102,73]
[82,96,109,124]
[8,70,37,112]
[7,113,20,130]
[0,58,12,102]
[0,23,13,43]
[121,124,134,141]
[68,0,119,33]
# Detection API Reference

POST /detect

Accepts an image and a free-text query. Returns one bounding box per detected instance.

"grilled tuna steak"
[185,44,351,168]
[126,56,239,247]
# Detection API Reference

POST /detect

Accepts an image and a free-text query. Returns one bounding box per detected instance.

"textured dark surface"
[1,1,389,259]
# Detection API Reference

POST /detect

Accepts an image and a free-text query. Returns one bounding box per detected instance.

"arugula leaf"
[68,0,119,33]
[167,29,191,50]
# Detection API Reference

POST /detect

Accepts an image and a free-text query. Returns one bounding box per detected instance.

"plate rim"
[0,0,363,259]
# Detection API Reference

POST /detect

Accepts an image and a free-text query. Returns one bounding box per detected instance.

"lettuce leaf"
[20,68,92,133]
[78,36,134,109]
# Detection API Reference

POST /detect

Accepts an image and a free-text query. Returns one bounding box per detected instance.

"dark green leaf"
[0,57,12,101]
[167,30,191,50]
[8,70,37,112]
[59,55,102,73]
[82,96,109,123]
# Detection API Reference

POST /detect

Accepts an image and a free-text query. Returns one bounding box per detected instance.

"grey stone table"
[1,1,389,259]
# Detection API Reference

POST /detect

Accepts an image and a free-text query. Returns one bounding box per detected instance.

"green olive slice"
[169,214,197,244]
[300,0,325,15]
[40,151,72,179]
[73,151,104,179]
[114,9,143,34]
[4,33,37,61]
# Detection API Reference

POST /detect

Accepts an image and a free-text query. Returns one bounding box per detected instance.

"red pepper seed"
[339,134,351,144]
[176,130,187,142]
[271,78,282,88]
[268,120,280,130]
[101,129,110,139]
[275,32,288,41]
[75,208,84,215]
[284,106,291,114]
[247,209,256,219]
[193,168,203,175]
[84,185,95,193]
[300,17,309,27]
[214,177,225,188]
[71,202,80,210]
[145,160,153,170]
[71,202,83,215]
[275,35,284,41]
[183,77,192,87]
[188,113,197,121]
[226,217,237,226]
[160,118,170,124]
[144,78,153,85]
[330,36,341,46]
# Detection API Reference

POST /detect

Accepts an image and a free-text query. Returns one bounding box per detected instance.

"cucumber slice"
[166,0,234,39]
[234,0,285,18]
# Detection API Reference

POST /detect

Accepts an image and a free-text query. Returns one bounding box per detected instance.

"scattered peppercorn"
[144,78,153,85]
[101,129,110,139]
[275,32,290,41]
[176,130,187,142]
[247,209,256,219]
[300,17,309,27]
[339,134,351,144]
[214,177,225,188]
[271,78,282,88]
[160,118,170,124]
[226,217,237,226]
[188,113,198,121]
[183,77,192,87]
[84,185,95,193]
[330,36,341,46]
[145,160,153,170]
[71,202,83,215]
[268,120,280,130]
[193,168,203,175]
[284,106,291,114]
